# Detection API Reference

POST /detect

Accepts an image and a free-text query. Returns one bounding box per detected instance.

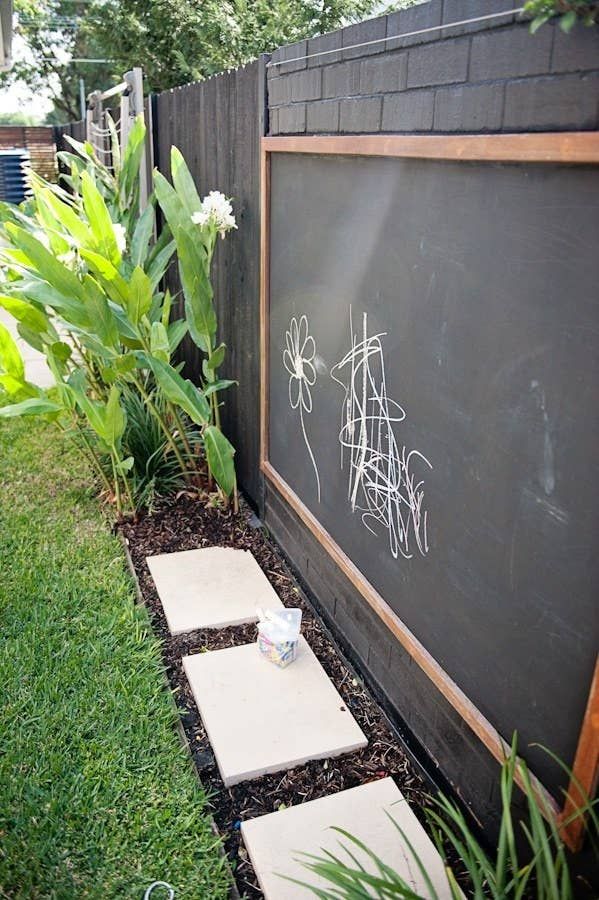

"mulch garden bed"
[120,494,441,899]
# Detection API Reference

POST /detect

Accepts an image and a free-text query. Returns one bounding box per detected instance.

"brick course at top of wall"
[267,0,599,135]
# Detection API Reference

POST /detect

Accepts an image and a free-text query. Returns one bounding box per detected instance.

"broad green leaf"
[153,170,191,239]
[0,321,24,381]
[560,10,577,31]
[130,203,155,266]
[113,354,137,376]
[150,321,170,362]
[203,425,235,496]
[80,248,130,307]
[168,319,188,354]
[49,341,72,364]
[146,238,176,291]
[0,294,51,334]
[37,186,92,247]
[100,366,117,384]
[117,455,134,474]
[105,384,126,446]
[34,200,70,256]
[17,322,44,353]
[82,275,120,349]
[175,225,216,351]
[120,115,146,206]
[145,355,210,427]
[203,378,236,397]
[5,223,86,304]
[171,146,203,218]
[0,375,41,403]
[81,171,121,265]
[0,396,62,417]
[161,288,173,327]
[530,12,551,33]
[128,266,153,324]
[203,343,226,379]
[71,387,108,443]
[0,373,39,399]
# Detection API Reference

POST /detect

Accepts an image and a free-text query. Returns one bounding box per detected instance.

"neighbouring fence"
[53,0,599,851]
[0,125,57,183]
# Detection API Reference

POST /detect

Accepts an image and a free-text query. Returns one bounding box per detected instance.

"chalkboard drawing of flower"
[283,315,321,502]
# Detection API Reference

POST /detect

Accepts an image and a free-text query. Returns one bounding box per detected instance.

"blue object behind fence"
[0,149,31,203]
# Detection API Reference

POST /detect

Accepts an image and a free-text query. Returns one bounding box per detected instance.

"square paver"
[182,637,367,786]
[241,777,453,899]
[146,547,284,633]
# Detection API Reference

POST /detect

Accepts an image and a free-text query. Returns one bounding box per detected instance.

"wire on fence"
[266,6,525,68]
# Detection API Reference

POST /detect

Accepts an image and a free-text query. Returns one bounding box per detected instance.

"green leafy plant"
[0,117,238,517]
[524,0,599,32]
[118,381,195,512]
[292,738,598,899]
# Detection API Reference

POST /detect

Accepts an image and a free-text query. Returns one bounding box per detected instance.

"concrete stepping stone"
[241,777,453,899]
[146,547,284,634]
[182,636,367,786]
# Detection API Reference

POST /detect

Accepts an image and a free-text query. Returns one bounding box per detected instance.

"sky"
[0,34,54,120]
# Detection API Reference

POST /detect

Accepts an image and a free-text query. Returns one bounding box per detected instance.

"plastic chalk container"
[256,608,302,669]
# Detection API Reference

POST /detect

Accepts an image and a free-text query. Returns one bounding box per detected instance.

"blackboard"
[265,146,599,800]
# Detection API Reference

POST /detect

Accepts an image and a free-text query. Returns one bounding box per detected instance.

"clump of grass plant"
[293,737,598,899]
[0,414,231,898]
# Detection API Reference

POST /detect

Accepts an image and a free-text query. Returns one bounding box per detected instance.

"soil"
[120,494,439,899]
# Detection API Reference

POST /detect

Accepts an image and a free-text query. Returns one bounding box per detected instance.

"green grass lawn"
[0,417,231,899]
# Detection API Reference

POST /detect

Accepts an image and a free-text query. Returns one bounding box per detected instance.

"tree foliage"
[0,1,115,122]
[81,0,390,93]
[524,0,599,31]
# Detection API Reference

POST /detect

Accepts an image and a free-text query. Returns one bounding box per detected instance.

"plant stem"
[78,426,113,495]
[110,452,122,517]
[58,418,113,496]
[169,403,195,462]
[113,446,135,516]
[233,474,239,515]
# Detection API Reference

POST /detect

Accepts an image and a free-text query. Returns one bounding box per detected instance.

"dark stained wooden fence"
[154,60,265,504]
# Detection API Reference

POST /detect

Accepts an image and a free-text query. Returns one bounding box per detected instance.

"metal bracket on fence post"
[86,90,102,149]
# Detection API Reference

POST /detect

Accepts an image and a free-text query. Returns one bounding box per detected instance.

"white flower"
[112,222,127,255]
[191,190,237,238]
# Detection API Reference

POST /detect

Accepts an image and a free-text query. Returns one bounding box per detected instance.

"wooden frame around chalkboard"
[259,133,599,851]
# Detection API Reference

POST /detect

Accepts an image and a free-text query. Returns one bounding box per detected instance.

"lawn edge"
[119,533,241,900]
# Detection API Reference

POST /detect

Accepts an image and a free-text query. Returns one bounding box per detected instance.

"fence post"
[123,67,150,211]
[86,90,102,150]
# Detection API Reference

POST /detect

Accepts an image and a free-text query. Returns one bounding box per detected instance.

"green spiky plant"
[291,738,598,899]
[0,117,238,516]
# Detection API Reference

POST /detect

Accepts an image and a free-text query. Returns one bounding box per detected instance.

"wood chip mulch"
[120,493,441,899]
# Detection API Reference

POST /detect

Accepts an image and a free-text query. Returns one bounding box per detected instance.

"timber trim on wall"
[259,133,599,851]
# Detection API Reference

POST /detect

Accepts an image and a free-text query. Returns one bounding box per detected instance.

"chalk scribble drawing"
[283,314,321,502]
[330,309,432,559]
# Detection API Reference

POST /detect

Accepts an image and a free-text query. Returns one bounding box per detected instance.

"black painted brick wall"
[267,0,599,134]
[263,0,599,842]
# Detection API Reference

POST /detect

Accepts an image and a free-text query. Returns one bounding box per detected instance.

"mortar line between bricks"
[268,6,525,68]
[269,69,599,112]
